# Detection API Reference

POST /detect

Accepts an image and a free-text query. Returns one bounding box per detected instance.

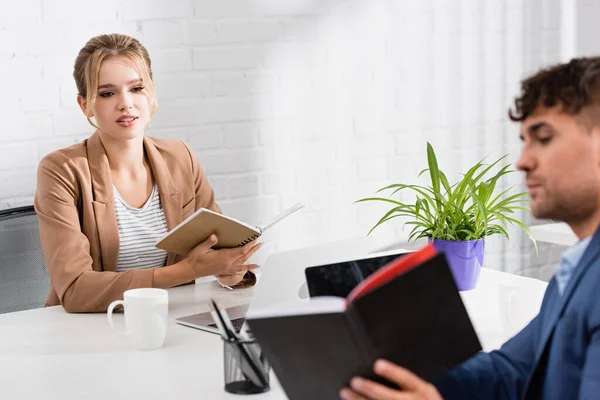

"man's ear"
[76,95,93,118]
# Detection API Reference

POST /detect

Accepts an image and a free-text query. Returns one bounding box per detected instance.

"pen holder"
[223,337,270,394]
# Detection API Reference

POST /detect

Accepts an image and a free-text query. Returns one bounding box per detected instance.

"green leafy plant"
[356,142,536,249]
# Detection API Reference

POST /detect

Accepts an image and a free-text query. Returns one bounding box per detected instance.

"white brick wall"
[0,0,566,272]
[576,0,600,55]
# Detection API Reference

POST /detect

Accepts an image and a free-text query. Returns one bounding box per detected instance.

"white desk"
[0,269,547,400]
[530,222,577,246]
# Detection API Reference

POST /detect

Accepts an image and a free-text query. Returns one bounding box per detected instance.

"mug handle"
[107,300,128,335]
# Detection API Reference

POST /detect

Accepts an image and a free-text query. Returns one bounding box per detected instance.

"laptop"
[175,236,374,335]
[304,248,412,298]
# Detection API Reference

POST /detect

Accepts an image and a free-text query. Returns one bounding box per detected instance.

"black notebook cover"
[247,252,482,400]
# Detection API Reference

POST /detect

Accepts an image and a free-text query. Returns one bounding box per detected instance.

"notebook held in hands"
[155,203,304,255]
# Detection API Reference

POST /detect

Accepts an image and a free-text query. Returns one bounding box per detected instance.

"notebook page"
[260,202,305,232]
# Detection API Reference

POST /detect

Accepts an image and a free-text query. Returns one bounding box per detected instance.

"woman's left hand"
[216,272,247,287]
[216,253,259,287]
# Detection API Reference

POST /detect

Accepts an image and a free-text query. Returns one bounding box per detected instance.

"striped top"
[113,184,168,272]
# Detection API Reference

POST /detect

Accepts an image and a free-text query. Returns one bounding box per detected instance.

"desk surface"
[530,222,577,246]
[0,268,547,400]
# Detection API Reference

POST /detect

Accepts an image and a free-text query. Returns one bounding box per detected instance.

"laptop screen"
[304,251,410,298]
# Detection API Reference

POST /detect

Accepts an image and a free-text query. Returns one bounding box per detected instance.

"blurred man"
[341,57,600,400]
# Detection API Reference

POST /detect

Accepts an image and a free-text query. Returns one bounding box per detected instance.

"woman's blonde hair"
[73,33,158,128]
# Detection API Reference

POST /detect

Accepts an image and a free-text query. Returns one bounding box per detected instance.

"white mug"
[498,281,544,337]
[107,288,169,350]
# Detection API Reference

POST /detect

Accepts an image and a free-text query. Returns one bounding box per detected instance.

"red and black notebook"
[246,244,482,400]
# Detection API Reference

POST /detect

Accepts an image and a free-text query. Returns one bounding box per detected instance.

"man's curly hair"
[509,57,600,125]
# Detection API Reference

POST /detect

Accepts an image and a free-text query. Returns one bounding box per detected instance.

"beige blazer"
[34,132,252,313]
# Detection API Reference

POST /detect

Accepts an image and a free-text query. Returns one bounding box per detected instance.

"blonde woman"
[34,34,260,313]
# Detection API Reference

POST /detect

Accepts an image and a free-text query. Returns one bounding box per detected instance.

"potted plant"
[356,142,535,291]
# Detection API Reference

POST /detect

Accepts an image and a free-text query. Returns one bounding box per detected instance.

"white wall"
[0,0,564,272]
[576,0,600,56]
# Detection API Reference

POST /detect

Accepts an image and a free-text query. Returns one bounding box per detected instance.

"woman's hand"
[216,273,247,287]
[339,360,442,400]
[184,234,262,279]
[216,261,252,287]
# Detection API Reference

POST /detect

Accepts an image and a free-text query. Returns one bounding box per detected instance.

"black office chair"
[0,206,50,314]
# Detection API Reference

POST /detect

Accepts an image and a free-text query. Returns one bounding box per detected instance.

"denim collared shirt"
[555,236,592,295]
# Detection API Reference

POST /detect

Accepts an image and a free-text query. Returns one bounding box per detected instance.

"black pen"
[209,299,236,341]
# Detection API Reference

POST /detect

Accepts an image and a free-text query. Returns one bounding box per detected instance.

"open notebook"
[155,203,304,255]
[246,244,481,399]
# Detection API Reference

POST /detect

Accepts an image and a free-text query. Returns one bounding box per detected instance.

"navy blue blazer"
[434,227,600,400]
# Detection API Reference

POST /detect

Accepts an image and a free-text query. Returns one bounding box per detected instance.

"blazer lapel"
[522,229,600,397]
[87,132,120,272]
[144,137,182,266]
[534,229,600,360]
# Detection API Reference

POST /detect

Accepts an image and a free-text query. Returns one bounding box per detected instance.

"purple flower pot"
[428,238,485,291]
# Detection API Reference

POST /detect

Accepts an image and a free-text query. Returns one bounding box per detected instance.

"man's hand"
[339,360,442,400]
